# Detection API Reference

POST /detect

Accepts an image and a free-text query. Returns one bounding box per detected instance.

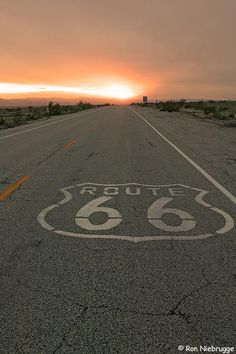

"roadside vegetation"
[133,100,236,126]
[0,101,110,129]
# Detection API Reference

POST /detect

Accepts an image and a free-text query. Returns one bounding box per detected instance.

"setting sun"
[96,85,135,99]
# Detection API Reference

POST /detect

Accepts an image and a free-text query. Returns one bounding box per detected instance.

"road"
[0,106,235,353]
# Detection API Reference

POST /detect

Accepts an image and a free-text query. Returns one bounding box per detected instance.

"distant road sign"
[143,96,148,103]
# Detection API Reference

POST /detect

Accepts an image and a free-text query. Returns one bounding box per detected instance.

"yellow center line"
[0,176,30,201]
[64,139,77,149]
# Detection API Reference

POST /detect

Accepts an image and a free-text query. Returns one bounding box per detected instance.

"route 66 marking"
[37,183,234,243]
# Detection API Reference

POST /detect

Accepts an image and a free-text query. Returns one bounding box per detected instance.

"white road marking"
[0,108,104,141]
[37,182,234,242]
[37,205,57,231]
[213,207,234,234]
[75,196,122,231]
[130,107,236,205]
[148,197,196,232]
[54,229,213,243]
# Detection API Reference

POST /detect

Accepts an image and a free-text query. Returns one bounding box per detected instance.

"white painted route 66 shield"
[37,183,234,242]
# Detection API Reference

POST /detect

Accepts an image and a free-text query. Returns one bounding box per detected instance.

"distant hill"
[0,96,113,107]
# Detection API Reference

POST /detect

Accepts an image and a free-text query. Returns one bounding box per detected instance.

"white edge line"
[0,107,104,141]
[130,107,236,205]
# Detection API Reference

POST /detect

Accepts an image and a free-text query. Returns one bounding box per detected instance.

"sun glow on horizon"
[0,83,139,100]
[97,85,135,99]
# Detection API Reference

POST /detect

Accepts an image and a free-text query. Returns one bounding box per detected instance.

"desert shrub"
[53,103,62,115]
[184,103,191,109]
[152,100,236,121]
[159,101,181,112]
[3,119,15,128]
[80,101,93,109]
[202,105,216,115]
[30,107,47,120]
[26,113,35,121]
[13,114,25,125]
[97,103,110,107]
[186,101,205,111]
[213,111,229,120]
[0,116,5,126]
[48,101,62,116]
[76,101,94,110]
[0,102,95,129]
[12,108,26,125]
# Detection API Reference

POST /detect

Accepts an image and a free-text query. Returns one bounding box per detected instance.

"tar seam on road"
[130,107,236,205]
[0,108,104,141]
[64,139,77,149]
[0,176,30,201]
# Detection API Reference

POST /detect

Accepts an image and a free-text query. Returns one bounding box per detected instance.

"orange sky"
[0,0,236,101]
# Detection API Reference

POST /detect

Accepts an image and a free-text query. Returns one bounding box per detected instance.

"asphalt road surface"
[0,106,235,354]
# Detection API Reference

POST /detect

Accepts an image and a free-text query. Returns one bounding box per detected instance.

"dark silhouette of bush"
[48,101,62,116]
[0,116,5,126]
[138,99,236,123]
[213,111,229,120]
[203,106,216,115]
[12,108,26,125]
[0,101,97,129]
[159,101,182,112]
[76,101,94,110]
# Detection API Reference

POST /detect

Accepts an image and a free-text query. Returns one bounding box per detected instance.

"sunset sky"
[0,0,236,102]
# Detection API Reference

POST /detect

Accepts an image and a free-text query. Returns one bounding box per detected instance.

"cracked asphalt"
[0,106,235,353]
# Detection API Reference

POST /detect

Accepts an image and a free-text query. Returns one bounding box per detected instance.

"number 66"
[75,196,196,232]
